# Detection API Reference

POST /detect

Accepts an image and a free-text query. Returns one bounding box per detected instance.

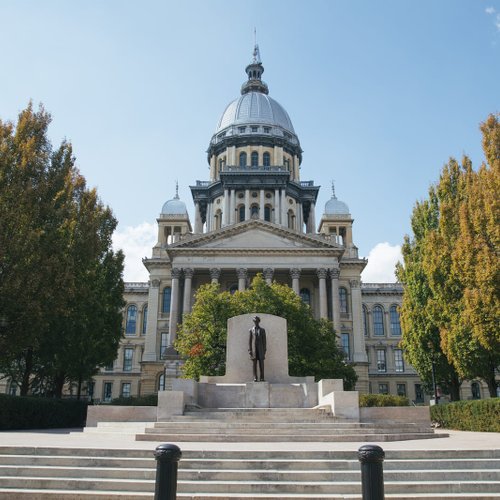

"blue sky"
[1,1,499,281]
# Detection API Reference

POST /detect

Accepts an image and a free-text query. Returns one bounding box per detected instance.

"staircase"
[132,407,441,442]
[0,446,499,499]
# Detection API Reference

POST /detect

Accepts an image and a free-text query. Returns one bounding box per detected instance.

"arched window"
[300,288,311,306]
[251,151,258,167]
[158,373,165,391]
[362,305,369,336]
[142,305,148,335]
[215,209,222,230]
[238,205,245,222]
[339,287,348,314]
[239,152,247,167]
[264,205,271,222]
[162,287,172,313]
[263,152,270,167]
[390,305,401,336]
[125,305,137,335]
[373,305,385,336]
[251,204,259,218]
[229,284,238,295]
[471,382,481,399]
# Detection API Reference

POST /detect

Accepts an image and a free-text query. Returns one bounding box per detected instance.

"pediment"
[171,220,341,251]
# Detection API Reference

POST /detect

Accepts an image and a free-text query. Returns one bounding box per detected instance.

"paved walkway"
[1,428,499,453]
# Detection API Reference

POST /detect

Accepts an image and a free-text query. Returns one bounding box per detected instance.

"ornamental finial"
[175,180,179,199]
[331,180,337,199]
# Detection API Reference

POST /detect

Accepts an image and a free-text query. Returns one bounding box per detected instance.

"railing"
[221,165,287,173]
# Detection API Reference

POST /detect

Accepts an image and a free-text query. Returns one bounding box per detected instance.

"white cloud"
[485,6,495,15]
[496,14,500,30]
[361,242,402,283]
[112,222,156,282]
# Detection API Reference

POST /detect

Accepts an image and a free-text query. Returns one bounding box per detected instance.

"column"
[143,279,160,361]
[309,201,316,234]
[263,267,274,285]
[230,189,236,224]
[297,202,303,232]
[245,189,251,220]
[210,267,221,284]
[194,202,203,233]
[281,189,287,228]
[330,266,341,335]
[206,202,212,231]
[290,268,301,295]
[350,279,368,363]
[317,268,328,319]
[237,268,247,291]
[274,188,281,224]
[259,190,265,220]
[223,189,229,226]
[182,268,194,314]
[168,269,182,347]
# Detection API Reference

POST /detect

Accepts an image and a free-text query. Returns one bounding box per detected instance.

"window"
[125,305,137,335]
[264,205,271,222]
[104,360,114,371]
[390,305,401,336]
[121,382,131,398]
[123,348,133,371]
[103,382,113,402]
[160,333,168,359]
[300,288,311,306]
[158,373,165,391]
[238,126,246,133]
[251,205,259,218]
[251,151,258,167]
[239,152,247,167]
[284,158,290,171]
[87,381,95,399]
[376,349,386,372]
[339,287,348,314]
[363,305,369,336]
[238,205,245,222]
[251,126,258,132]
[378,383,389,395]
[373,305,385,336]
[414,384,424,403]
[142,305,148,335]
[263,152,271,166]
[394,349,404,372]
[471,382,481,399]
[341,333,350,360]
[162,287,171,313]
[263,126,271,133]
[397,383,406,397]
[229,284,238,294]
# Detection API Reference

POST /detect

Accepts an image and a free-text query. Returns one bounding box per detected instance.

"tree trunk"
[77,376,82,400]
[484,367,498,398]
[53,372,66,398]
[448,374,461,401]
[20,347,33,396]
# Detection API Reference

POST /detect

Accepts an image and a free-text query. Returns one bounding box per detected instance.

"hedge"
[359,393,410,407]
[0,394,88,430]
[109,394,158,406]
[430,398,500,432]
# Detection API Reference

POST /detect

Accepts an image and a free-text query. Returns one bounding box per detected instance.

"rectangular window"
[123,348,133,371]
[103,382,113,402]
[341,333,350,360]
[376,349,386,372]
[397,383,407,397]
[87,381,95,399]
[121,382,131,398]
[160,333,168,359]
[263,126,271,133]
[238,126,246,133]
[378,383,389,395]
[251,126,258,132]
[394,349,404,372]
[415,383,424,403]
[104,361,114,371]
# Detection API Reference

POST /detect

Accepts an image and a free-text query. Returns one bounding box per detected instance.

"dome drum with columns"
[83,45,440,405]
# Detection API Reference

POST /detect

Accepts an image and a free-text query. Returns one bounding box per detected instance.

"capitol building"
[92,47,428,404]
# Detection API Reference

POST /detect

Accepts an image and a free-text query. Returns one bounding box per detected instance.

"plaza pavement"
[1,427,499,453]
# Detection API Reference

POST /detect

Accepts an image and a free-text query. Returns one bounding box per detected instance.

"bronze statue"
[249,315,266,382]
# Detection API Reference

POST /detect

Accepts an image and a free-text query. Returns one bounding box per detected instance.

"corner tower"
[191,45,319,234]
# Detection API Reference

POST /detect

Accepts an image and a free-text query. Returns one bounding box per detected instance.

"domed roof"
[324,183,350,215]
[215,92,295,134]
[161,186,188,216]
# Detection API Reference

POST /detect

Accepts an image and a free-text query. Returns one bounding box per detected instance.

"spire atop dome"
[324,182,350,215]
[241,39,269,95]
[331,180,337,199]
[175,180,179,199]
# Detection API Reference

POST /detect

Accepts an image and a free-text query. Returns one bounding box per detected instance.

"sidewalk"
[1,427,499,452]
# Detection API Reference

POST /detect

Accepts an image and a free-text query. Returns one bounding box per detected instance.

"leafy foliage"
[176,275,358,388]
[0,103,124,397]
[109,394,158,406]
[397,114,500,398]
[359,394,409,407]
[431,398,500,432]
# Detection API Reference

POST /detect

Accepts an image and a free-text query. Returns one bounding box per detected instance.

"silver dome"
[324,184,350,215]
[215,92,295,134]
[161,197,188,216]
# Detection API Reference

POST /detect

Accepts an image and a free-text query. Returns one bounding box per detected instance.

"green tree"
[176,275,357,389]
[398,114,500,398]
[0,103,124,397]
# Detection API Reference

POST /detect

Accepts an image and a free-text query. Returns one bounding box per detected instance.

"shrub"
[431,398,500,432]
[360,393,410,407]
[0,394,88,430]
[109,394,158,406]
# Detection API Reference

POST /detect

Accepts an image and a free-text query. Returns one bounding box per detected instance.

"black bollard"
[357,444,385,500]
[154,443,182,500]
